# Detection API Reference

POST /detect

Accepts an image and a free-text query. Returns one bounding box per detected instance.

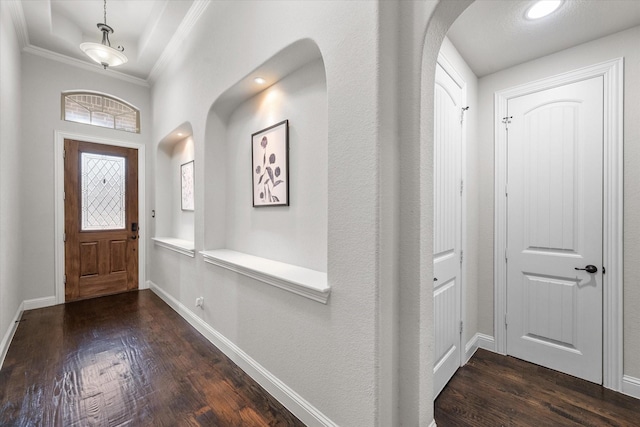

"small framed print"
[181,160,194,211]
[252,120,289,207]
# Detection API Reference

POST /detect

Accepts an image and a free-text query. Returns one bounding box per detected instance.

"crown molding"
[6,0,29,49]
[9,0,208,87]
[23,45,150,87]
[148,0,211,83]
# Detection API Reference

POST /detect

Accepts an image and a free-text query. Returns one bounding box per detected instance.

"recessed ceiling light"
[254,77,266,85]
[177,133,183,137]
[526,0,562,20]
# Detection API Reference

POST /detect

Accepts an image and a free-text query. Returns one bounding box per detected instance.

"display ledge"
[152,237,195,257]
[200,249,330,304]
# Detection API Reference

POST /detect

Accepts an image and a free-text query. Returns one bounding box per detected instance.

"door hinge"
[505,185,508,197]
[63,275,67,284]
[63,233,66,242]
[603,266,606,274]
[505,248,508,262]
[63,191,65,201]
[502,115,513,130]
[460,321,464,335]
[460,180,464,195]
[63,149,65,159]
[504,313,508,328]
[460,250,464,265]
[461,106,469,124]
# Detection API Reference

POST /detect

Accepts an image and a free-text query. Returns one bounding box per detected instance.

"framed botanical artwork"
[181,160,194,211]
[252,120,289,207]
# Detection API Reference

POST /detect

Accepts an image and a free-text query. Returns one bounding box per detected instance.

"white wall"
[149,2,382,425]
[0,0,24,356]
[476,26,640,377]
[20,53,151,301]
[438,36,480,350]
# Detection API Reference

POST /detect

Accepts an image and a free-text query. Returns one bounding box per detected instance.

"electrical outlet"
[195,297,204,308]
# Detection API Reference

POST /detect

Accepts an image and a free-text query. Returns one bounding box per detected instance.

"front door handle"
[575,265,598,274]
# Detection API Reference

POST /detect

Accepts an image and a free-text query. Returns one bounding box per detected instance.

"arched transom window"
[62,91,140,134]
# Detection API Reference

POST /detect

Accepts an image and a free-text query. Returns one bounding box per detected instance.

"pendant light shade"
[80,1,127,69]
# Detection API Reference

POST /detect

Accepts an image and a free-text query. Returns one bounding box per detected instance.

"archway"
[418,1,635,424]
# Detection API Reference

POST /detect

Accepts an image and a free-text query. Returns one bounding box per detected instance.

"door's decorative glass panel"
[81,153,126,231]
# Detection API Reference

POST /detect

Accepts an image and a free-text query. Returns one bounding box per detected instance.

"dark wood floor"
[0,290,304,426]
[4,292,638,426]
[435,349,640,427]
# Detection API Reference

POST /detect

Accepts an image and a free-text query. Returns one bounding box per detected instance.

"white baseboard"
[0,302,23,369]
[147,280,338,427]
[23,296,57,311]
[622,375,640,399]
[2,295,58,368]
[463,334,479,364]
[463,333,495,364]
[477,333,495,352]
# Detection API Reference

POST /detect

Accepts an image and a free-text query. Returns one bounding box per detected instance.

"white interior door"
[506,76,603,383]
[433,61,463,397]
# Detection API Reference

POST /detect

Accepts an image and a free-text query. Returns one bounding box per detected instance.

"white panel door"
[433,62,463,398]
[506,76,603,383]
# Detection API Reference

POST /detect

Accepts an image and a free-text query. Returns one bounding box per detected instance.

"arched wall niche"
[203,38,328,276]
[153,121,196,256]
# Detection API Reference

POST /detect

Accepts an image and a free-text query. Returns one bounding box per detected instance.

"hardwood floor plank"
[435,349,640,427]
[0,290,304,426]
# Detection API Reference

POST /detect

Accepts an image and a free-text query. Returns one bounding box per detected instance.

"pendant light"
[80,0,128,69]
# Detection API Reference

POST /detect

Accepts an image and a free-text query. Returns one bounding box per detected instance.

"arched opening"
[422,0,638,423]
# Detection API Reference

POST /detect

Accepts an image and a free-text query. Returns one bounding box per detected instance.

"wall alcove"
[153,122,196,257]
[202,39,330,303]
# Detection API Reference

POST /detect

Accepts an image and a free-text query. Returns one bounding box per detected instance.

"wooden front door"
[64,139,139,301]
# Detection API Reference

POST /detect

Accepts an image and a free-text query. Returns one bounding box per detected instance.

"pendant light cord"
[103,0,107,25]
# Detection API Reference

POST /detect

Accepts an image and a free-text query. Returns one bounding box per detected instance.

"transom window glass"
[62,91,140,133]
[81,152,126,231]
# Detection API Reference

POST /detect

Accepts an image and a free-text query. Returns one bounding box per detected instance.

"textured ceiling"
[17,1,640,82]
[447,0,640,77]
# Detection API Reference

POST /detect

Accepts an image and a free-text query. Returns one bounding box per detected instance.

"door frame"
[435,51,468,370]
[54,131,147,304]
[493,58,624,390]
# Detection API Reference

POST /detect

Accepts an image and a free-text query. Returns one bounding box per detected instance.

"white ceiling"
[18,0,202,82]
[447,0,640,77]
[15,1,640,83]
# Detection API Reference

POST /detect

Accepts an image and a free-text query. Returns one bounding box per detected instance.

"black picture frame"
[251,120,289,207]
